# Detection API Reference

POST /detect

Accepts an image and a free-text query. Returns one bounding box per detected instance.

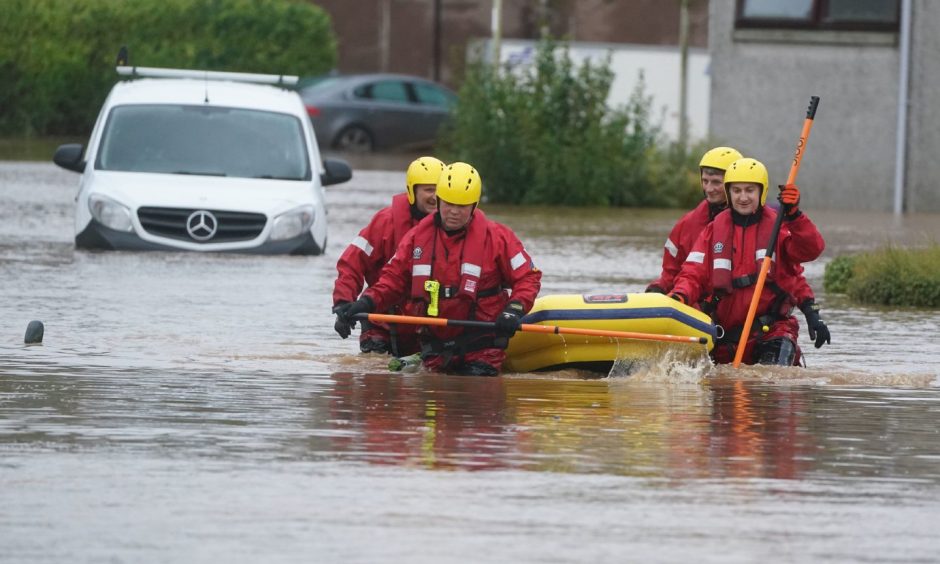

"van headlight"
[88,193,133,232]
[268,205,315,241]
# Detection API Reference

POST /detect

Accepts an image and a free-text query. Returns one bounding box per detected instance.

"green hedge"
[824,245,940,307]
[439,39,703,207]
[0,0,336,136]
[822,255,857,294]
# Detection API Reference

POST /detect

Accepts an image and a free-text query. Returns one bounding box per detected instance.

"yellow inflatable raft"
[503,292,715,373]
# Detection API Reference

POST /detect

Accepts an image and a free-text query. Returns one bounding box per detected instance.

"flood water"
[1,161,939,563]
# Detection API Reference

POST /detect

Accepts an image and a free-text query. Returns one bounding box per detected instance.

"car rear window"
[95,104,311,180]
[413,82,455,108]
[352,81,410,103]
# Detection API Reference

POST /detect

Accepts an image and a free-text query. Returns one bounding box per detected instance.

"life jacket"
[710,209,778,295]
[409,210,489,303]
[709,208,796,332]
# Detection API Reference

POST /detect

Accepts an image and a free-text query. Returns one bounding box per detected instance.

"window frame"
[411,81,455,108]
[735,0,900,32]
[352,80,415,105]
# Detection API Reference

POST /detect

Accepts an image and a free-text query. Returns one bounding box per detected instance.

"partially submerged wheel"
[291,236,326,256]
[333,125,373,153]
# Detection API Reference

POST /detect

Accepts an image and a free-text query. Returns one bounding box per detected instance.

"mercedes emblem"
[186,210,218,241]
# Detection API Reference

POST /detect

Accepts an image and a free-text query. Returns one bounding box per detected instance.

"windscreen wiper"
[254,174,303,180]
[172,170,227,176]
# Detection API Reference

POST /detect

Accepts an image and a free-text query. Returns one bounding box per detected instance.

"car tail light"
[305,105,320,117]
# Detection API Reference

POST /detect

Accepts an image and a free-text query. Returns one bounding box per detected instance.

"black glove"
[495,301,524,338]
[668,292,687,305]
[645,284,665,294]
[332,301,351,338]
[799,299,830,349]
[333,296,374,339]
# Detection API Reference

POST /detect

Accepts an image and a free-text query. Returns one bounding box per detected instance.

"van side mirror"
[321,157,352,186]
[53,144,86,173]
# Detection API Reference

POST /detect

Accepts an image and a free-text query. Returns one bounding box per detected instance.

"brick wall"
[311,0,708,87]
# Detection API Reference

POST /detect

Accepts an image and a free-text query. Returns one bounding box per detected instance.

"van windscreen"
[95,104,311,180]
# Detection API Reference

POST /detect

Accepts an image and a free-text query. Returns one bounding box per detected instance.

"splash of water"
[608,345,714,383]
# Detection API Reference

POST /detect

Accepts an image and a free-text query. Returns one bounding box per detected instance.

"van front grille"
[137,207,267,243]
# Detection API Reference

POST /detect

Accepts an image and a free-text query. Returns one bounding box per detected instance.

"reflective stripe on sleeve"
[686,251,705,264]
[755,249,775,262]
[665,238,678,258]
[510,252,527,270]
[351,236,373,256]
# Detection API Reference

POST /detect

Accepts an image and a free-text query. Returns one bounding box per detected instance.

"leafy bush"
[0,0,336,136]
[647,138,717,210]
[825,245,940,307]
[823,254,858,294]
[439,39,701,207]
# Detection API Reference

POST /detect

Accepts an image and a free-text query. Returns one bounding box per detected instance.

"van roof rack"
[116,66,298,86]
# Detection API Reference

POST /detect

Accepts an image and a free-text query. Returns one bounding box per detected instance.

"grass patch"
[824,244,940,307]
[0,137,83,161]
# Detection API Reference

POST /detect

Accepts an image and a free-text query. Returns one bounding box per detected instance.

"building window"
[737,0,899,31]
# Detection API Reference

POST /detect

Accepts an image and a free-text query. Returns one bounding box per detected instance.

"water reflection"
[316,369,940,483]
[327,372,513,470]
[706,379,815,480]
[322,373,885,481]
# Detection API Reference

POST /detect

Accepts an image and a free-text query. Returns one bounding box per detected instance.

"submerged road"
[1,161,939,562]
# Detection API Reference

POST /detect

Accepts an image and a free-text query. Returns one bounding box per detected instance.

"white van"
[53,66,351,254]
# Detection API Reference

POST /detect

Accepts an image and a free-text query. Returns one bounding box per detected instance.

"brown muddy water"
[1,161,939,563]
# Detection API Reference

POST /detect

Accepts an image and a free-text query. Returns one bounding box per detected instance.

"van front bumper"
[75,220,324,255]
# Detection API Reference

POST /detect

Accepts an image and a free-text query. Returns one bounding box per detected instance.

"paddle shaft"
[356,312,709,345]
[732,96,820,368]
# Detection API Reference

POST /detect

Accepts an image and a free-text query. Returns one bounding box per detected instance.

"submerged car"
[53,66,351,254]
[298,73,456,152]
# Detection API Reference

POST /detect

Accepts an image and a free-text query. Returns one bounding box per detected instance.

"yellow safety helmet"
[724,157,770,206]
[699,146,743,172]
[406,156,445,205]
[436,162,481,206]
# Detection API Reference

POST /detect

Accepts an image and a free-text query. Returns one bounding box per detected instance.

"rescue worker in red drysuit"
[646,147,827,356]
[333,162,542,376]
[669,157,831,366]
[332,156,444,355]
[647,146,744,295]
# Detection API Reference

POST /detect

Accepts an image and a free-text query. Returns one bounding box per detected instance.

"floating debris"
[24,320,44,345]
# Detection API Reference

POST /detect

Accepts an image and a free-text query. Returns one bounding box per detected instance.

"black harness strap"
[731,274,793,316]
[731,274,758,289]
[716,310,781,346]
